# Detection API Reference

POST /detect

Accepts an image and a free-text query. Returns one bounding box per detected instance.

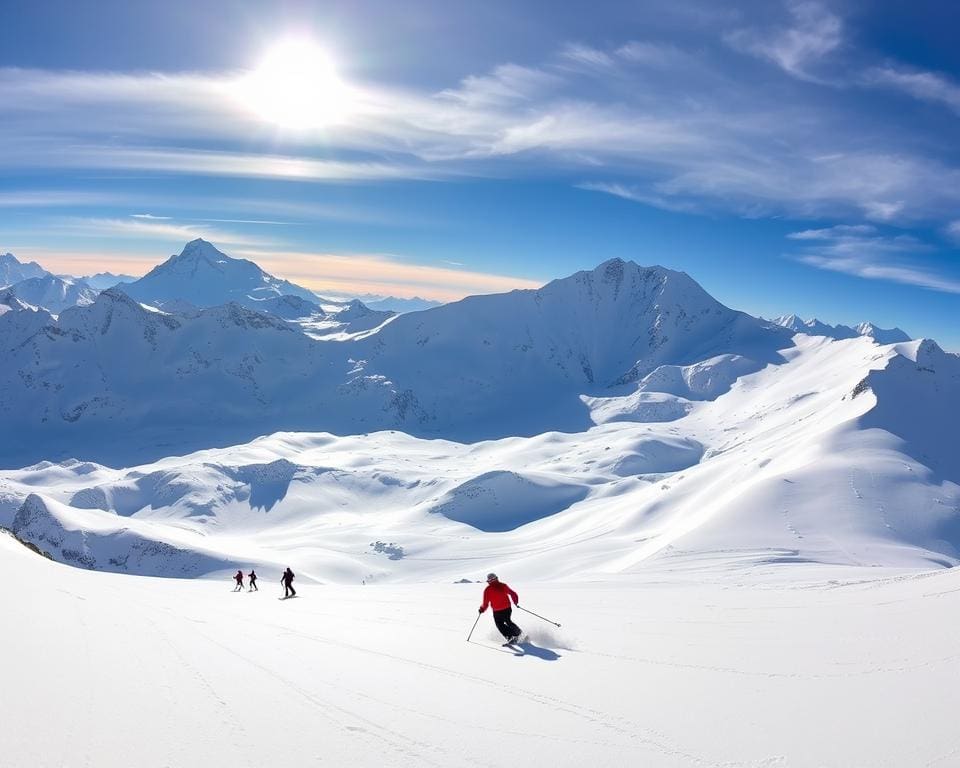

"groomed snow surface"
[5,531,960,768]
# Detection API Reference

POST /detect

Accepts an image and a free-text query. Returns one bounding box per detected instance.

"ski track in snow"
[181,597,697,765]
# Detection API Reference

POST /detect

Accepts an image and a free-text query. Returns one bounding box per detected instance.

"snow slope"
[2,334,957,580]
[3,530,960,768]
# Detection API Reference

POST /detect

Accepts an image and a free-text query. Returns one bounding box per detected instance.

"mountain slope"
[352,259,791,437]
[1,334,957,581]
[121,239,319,308]
[4,273,99,313]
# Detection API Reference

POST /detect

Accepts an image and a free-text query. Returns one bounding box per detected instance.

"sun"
[237,39,350,129]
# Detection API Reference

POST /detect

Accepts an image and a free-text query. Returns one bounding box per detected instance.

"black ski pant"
[492,607,521,639]
[249,580,258,591]
[283,581,296,597]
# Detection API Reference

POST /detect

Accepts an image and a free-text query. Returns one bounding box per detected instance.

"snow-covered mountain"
[0,251,49,287]
[2,333,957,582]
[250,293,325,320]
[3,273,99,313]
[121,238,319,308]
[80,271,138,290]
[0,291,35,314]
[351,259,790,436]
[0,258,791,464]
[362,295,443,313]
[773,314,911,343]
[1,246,958,588]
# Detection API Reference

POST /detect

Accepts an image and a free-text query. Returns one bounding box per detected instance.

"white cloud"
[577,182,706,214]
[54,217,278,248]
[0,140,433,183]
[788,224,960,294]
[787,224,877,240]
[726,1,843,81]
[0,190,121,207]
[438,64,560,108]
[3,29,960,228]
[865,65,960,115]
[559,43,615,70]
[614,41,688,67]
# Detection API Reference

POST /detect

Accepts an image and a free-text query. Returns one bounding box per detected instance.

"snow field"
[4,532,960,767]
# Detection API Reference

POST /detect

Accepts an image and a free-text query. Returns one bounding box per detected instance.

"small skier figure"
[281,567,296,599]
[479,573,522,644]
[248,570,258,592]
[233,570,244,591]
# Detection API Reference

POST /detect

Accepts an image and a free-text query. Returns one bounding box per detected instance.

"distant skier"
[248,570,258,592]
[281,567,296,598]
[233,570,244,591]
[479,573,522,644]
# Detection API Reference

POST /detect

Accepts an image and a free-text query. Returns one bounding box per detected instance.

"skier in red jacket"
[479,573,523,644]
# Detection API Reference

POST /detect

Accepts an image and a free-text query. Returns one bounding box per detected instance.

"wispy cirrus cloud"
[2,10,960,229]
[558,43,616,70]
[0,190,124,207]
[725,1,843,82]
[53,216,279,248]
[787,224,960,294]
[0,139,435,183]
[865,65,960,115]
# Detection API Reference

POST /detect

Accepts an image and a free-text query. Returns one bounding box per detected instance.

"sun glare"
[238,39,350,129]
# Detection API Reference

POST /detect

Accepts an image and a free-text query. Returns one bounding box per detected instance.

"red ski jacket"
[480,581,518,612]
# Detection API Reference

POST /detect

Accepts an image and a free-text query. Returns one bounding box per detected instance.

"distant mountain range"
[80,272,138,290]
[0,244,950,470]
[0,240,958,584]
[773,314,910,344]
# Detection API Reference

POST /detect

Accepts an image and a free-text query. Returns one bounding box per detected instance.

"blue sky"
[1,0,958,347]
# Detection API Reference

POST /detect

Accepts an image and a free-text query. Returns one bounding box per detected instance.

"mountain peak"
[0,251,50,287]
[170,238,231,266]
[123,240,319,309]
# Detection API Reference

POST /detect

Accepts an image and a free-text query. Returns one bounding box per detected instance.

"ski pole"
[517,605,561,628]
[466,612,481,642]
